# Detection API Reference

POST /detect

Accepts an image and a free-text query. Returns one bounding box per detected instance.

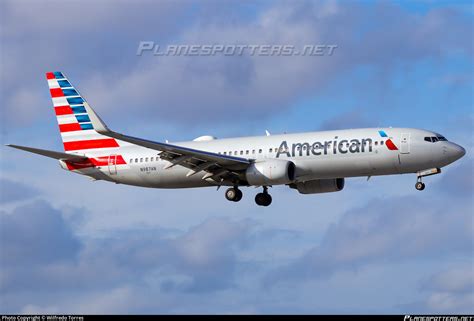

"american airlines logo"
[276,138,375,158]
[276,131,398,158]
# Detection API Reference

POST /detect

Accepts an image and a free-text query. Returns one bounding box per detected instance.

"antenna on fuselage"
[265,130,271,136]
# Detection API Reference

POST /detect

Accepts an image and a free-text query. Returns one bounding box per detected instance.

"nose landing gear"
[255,186,272,206]
[415,180,425,191]
[414,168,441,191]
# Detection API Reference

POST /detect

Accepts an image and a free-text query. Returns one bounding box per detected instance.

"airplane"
[7,72,466,206]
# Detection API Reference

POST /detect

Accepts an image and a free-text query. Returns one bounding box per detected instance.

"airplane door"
[108,154,117,175]
[400,133,410,154]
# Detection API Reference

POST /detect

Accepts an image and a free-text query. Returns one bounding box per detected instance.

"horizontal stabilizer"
[6,144,87,161]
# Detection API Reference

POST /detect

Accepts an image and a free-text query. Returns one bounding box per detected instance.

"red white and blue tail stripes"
[46,72,120,152]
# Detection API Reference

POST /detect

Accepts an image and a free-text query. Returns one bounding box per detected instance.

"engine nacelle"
[290,178,345,194]
[246,160,296,186]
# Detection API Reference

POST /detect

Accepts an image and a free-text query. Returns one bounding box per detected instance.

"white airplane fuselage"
[66,127,465,189]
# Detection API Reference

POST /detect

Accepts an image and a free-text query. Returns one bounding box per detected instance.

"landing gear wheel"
[255,192,272,206]
[234,189,243,202]
[415,182,425,191]
[225,187,243,202]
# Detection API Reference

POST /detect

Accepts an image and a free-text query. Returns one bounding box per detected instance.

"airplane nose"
[448,143,466,161]
[457,145,466,158]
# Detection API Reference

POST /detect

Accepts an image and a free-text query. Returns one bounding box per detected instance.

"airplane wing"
[7,144,88,162]
[99,131,252,183]
[84,101,252,184]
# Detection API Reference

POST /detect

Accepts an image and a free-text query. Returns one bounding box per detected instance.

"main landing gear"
[225,187,243,202]
[255,186,272,207]
[224,186,272,206]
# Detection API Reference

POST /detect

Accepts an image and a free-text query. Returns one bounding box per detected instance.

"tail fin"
[46,72,119,154]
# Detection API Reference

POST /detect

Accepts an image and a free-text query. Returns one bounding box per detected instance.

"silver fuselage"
[68,127,465,188]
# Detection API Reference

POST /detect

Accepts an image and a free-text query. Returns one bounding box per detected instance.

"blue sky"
[0,0,473,314]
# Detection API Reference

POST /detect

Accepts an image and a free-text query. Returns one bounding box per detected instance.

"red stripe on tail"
[55,106,73,115]
[89,155,127,166]
[59,123,82,132]
[66,159,95,170]
[63,138,119,151]
[66,155,127,170]
[46,72,55,80]
[50,88,64,98]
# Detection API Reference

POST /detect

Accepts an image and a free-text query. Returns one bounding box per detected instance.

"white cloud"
[2,1,471,128]
[265,161,474,285]
[416,264,474,313]
[425,266,474,294]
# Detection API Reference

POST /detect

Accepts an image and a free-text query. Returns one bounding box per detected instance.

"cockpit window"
[424,135,447,143]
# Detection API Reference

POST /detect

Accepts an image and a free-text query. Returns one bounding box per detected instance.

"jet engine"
[290,178,345,194]
[246,160,296,186]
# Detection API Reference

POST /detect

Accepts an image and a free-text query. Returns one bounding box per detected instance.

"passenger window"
[259,149,262,153]
[145,157,148,162]
[381,141,384,145]
[234,151,237,155]
[246,150,249,155]
[223,152,227,155]
[269,148,273,153]
[240,151,243,155]
[375,141,378,146]
[140,158,143,162]
[252,149,255,154]
[135,158,138,163]
[130,159,133,163]
[151,157,154,162]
